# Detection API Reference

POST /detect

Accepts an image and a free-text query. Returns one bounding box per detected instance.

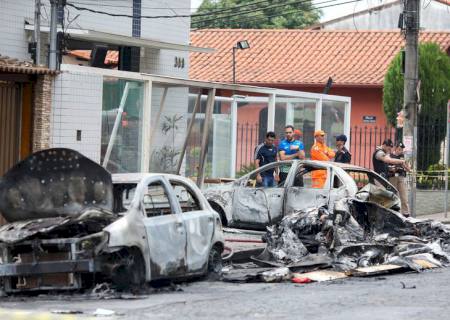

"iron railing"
[235,122,449,190]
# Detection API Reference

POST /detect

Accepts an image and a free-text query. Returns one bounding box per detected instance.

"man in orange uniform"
[310,130,335,188]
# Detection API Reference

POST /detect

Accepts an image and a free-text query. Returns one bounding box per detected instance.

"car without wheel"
[204,160,400,230]
[0,149,224,293]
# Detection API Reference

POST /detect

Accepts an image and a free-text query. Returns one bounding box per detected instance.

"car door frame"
[328,167,352,210]
[168,177,215,275]
[284,162,332,214]
[231,161,294,229]
[138,175,188,279]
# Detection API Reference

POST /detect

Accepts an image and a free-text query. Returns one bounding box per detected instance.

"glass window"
[275,99,317,158]
[245,162,292,188]
[143,182,173,217]
[170,181,201,212]
[184,94,232,178]
[149,86,189,174]
[113,183,137,213]
[333,175,344,189]
[321,100,346,148]
[236,101,268,176]
[101,78,144,173]
[294,165,329,189]
[346,170,369,190]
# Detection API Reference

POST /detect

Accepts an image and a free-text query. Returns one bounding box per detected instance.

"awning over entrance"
[24,25,215,53]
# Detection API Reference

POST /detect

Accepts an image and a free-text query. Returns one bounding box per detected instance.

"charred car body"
[205,160,400,230]
[0,149,224,293]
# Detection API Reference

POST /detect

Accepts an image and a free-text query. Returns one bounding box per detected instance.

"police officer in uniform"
[388,142,411,217]
[372,139,406,179]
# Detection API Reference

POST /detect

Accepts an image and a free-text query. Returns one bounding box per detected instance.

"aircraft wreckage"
[223,197,450,283]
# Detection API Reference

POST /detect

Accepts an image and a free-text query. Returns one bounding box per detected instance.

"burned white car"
[0,149,224,293]
[205,160,400,230]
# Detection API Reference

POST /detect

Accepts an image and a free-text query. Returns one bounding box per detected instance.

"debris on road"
[260,267,291,283]
[51,309,84,314]
[344,264,404,277]
[292,270,347,282]
[400,281,416,289]
[93,308,117,317]
[224,197,450,284]
[257,198,450,271]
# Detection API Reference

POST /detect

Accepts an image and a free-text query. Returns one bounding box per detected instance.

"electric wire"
[191,0,320,25]
[66,0,281,18]
[64,0,367,28]
[193,0,363,28]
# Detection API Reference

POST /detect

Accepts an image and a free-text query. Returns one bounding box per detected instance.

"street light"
[232,40,250,84]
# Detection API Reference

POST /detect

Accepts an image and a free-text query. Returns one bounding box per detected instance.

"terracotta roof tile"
[189,29,450,87]
[0,54,57,75]
[68,50,119,65]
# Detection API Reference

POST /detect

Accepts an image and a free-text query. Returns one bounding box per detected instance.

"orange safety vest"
[310,142,335,188]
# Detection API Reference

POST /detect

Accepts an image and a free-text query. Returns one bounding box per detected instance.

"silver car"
[0,149,224,293]
[204,160,400,230]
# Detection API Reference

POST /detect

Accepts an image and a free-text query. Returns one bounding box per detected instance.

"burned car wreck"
[0,149,224,293]
[205,160,400,230]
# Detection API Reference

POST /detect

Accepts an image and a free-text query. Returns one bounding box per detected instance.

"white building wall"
[51,71,103,162]
[0,0,192,63]
[322,1,450,30]
[1,0,193,171]
[0,0,34,60]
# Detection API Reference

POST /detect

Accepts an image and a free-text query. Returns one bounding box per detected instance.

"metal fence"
[235,123,401,172]
[236,122,260,173]
[348,126,397,170]
[236,122,449,184]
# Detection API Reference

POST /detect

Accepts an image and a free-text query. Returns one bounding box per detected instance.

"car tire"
[207,245,223,279]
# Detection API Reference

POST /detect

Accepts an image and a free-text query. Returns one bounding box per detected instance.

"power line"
[223,0,362,28]
[66,0,281,19]
[69,0,199,10]
[66,2,192,18]
[66,0,364,26]
[193,0,359,27]
[192,0,318,25]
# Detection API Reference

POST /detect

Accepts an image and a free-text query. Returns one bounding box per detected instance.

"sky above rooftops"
[191,0,394,23]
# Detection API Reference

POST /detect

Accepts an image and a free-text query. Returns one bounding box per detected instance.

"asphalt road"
[1,267,450,320]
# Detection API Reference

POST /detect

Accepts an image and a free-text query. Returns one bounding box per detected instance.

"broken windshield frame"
[237,162,295,188]
[344,169,396,193]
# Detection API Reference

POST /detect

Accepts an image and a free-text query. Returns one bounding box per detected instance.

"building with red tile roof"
[189,29,450,128]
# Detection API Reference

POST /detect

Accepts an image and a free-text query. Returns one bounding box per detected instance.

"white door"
[284,164,331,214]
[232,162,293,228]
[142,178,187,279]
[170,180,214,274]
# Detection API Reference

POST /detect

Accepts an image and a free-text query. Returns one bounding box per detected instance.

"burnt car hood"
[0,148,114,222]
[0,208,117,244]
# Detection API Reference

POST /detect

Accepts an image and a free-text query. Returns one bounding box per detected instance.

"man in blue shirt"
[278,125,305,183]
[254,131,278,187]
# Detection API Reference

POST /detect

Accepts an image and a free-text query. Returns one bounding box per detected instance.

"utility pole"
[402,0,420,217]
[33,0,41,65]
[49,0,64,70]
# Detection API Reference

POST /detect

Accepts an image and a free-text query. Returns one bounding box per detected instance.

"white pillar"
[315,98,322,130]
[267,93,276,131]
[230,97,238,178]
[140,80,152,172]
